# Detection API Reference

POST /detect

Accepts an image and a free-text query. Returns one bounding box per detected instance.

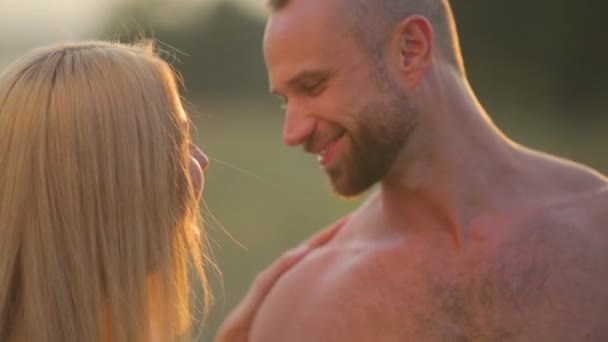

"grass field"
[189,96,607,340]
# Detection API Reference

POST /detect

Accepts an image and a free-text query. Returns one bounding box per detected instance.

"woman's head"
[0,41,211,341]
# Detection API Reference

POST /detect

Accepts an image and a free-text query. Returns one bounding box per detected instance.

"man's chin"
[325,155,380,198]
[328,174,376,199]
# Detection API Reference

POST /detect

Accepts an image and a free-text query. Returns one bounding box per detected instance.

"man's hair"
[268,0,465,74]
[0,41,213,341]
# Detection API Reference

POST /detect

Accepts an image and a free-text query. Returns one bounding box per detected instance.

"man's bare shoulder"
[530,165,608,241]
[249,220,424,342]
[527,179,608,271]
[521,151,608,240]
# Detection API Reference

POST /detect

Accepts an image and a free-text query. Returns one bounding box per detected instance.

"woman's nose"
[191,144,209,171]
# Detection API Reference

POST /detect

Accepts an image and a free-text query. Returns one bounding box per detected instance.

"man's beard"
[328,85,418,198]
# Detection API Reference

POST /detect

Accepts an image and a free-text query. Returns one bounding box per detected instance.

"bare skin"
[215,218,347,341]
[224,0,608,340]
[250,166,608,341]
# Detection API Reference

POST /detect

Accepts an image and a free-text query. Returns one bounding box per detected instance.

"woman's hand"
[214,216,348,342]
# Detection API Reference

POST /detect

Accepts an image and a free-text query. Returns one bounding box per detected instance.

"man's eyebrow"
[270,69,335,96]
[287,69,333,87]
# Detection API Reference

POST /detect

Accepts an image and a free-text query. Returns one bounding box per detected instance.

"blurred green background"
[1,0,606,339]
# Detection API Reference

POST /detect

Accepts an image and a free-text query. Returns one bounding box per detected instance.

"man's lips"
[316,132,346,166]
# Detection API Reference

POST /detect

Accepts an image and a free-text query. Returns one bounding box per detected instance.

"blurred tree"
[453,0,607,113]
[100,0,268,97]
[99,0,607,117]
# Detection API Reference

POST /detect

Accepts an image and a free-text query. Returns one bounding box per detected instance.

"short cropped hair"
[268,0,465,74]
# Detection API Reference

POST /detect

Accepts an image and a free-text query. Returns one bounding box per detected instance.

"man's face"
[264,0,417,197]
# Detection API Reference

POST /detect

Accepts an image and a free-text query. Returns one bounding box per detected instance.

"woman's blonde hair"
[0,41,212,341]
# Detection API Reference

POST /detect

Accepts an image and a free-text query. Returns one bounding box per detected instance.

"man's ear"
[391,15,433,82]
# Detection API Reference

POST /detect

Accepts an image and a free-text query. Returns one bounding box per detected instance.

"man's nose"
[283,105,316,147]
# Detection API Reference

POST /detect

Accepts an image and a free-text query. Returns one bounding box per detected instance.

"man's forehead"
[265,0,349,36]
[264,0,356,61]
[270,0,343,15]
[264,0,359,92]
[264,17,347,69]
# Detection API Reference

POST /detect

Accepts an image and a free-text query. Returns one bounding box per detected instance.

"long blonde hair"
[0,41,212,341]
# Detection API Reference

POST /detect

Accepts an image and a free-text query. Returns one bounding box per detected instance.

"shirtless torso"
[251,158,608,342]
[250,0,608,340]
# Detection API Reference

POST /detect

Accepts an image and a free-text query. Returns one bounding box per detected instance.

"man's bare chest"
[315,244,549,341]
[252,232,608,342]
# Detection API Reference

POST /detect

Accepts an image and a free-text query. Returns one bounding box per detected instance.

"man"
[220,0,608,340]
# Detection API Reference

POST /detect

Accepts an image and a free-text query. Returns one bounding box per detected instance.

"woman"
[0,40,337,342]
[0,40,215,341]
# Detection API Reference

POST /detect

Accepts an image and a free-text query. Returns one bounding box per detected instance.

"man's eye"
[303,82,324,96]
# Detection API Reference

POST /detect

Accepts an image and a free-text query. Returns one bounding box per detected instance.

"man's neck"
[377,69,531,245]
